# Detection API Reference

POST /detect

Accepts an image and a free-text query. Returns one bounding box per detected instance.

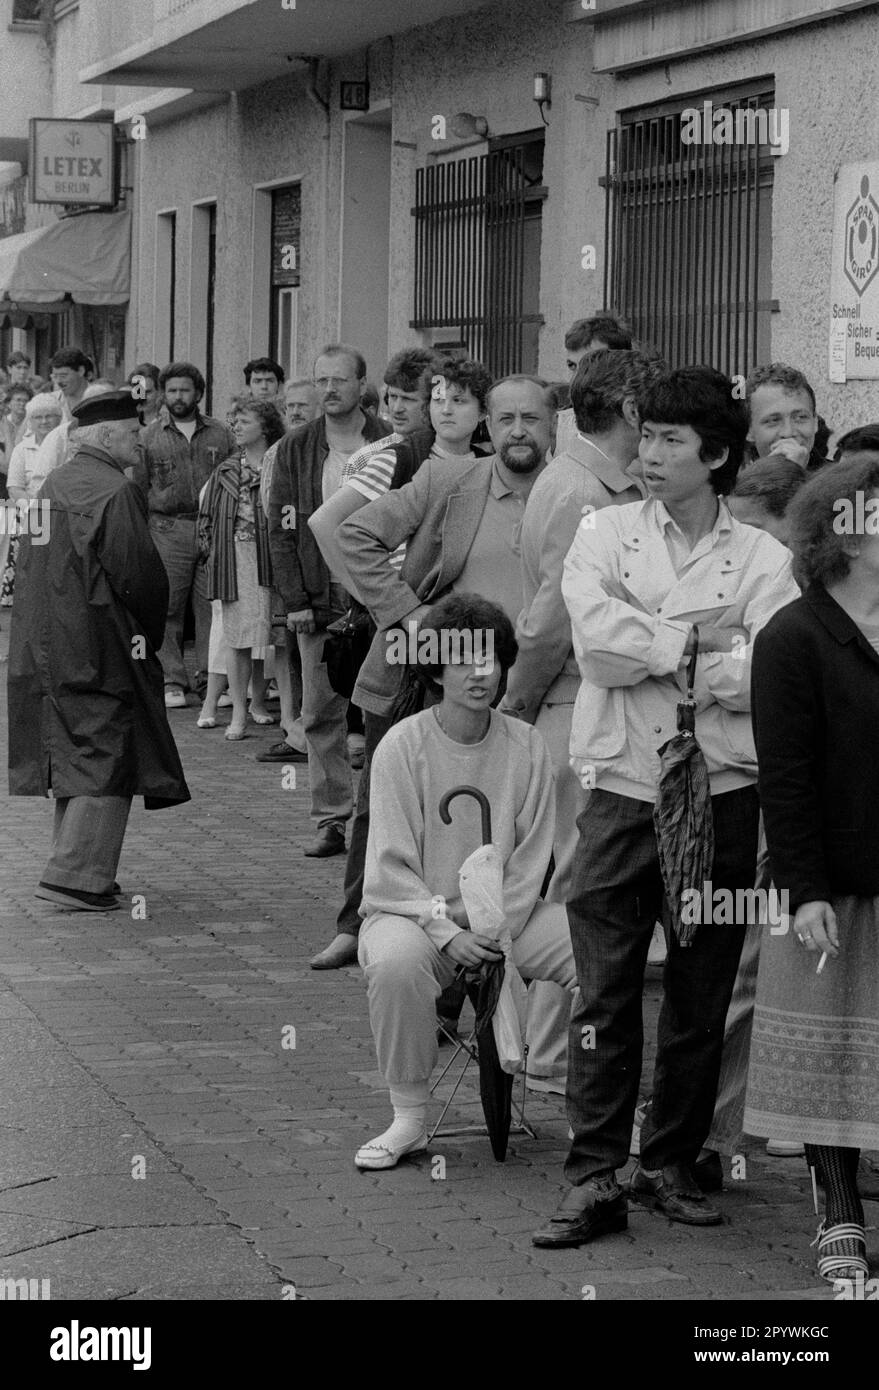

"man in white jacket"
[532,366,799,1248]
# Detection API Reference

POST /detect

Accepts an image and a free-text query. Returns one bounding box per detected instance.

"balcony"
[565,0,879,72]
[82,0,495,93]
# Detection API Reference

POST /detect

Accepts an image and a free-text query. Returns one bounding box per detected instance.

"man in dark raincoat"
[7,389,190,911]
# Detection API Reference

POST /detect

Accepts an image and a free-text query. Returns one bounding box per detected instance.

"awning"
[0,210,130,306]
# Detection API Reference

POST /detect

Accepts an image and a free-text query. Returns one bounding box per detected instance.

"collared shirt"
[562,495,800,801]
[451,458,526,625]
[29,420,75,491]
[503,434,644,721]
[136,412,236,517]
[5,433,44,497]
[53,387,88,424]
[653,497,735,577]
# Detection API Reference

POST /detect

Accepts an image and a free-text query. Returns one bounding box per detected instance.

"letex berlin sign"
[28,119,115,207]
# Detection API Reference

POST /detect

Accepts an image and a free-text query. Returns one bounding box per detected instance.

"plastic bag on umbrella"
[457,843,528,1074]
[653,626,715,948]
[439,786,528,1161]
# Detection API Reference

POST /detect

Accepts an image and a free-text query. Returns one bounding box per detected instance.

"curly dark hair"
[159,361,206,396]
[746,362,816,415]
[731,458,806,518]
[788,456,879,588]
[233,396,285,447]
[434,356,493,412]
[639,366,749,495]
[414,592,518,695]
[383,348,439,397]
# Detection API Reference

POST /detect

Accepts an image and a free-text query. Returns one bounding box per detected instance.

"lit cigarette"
[816,952,828,975]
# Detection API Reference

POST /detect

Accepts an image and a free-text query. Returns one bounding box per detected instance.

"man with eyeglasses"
[268,344,387,858]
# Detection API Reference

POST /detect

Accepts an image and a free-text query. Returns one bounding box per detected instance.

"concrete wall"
[122,0,607,407]
[0,10,51,139]
[129,75,333,415]
[389,0,608,380]
[596,1,879,435]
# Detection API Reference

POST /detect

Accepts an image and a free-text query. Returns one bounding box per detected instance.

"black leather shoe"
[35,882,120,912]
[304,824,346,858]
[629,1162,723,1225]
[255,741,308,764]
[694,1150,724,1193]
[532,1179,628,1248]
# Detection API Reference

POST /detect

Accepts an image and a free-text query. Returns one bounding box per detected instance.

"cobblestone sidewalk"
[0,626,850,1300]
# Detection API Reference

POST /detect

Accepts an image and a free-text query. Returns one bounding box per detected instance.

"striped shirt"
[343,442,476,573]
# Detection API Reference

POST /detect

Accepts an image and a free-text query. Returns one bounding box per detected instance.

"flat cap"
[71,389,140,426]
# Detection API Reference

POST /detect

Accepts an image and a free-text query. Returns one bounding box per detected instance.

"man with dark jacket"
[134,361,235,707]
[7,391,190,911]
[267,344,386,858]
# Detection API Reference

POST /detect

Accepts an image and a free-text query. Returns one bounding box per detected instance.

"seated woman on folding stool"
[355,593,577,1170]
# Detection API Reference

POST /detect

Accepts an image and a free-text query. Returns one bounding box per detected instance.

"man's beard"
[168,400,197,418]
[499,440,542,473]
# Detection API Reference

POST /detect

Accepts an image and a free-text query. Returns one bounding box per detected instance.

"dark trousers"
[336,710,394,936]
[564,784,759,1185]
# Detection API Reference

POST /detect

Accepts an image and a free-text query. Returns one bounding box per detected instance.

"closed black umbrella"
[653,628,715,948]
[439,785,515,1161]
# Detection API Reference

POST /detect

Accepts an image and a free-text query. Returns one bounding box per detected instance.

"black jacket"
[267,412,387,625]
[7,445,190,809]
[752,584,879,908]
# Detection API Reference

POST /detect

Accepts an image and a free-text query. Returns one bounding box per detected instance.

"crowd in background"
[4,312,879,1290]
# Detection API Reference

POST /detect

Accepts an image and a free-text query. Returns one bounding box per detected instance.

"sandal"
[812,1221,869,1283]
[249,707,278,726]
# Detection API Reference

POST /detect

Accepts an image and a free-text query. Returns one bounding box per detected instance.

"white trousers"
[359,902,577,1087]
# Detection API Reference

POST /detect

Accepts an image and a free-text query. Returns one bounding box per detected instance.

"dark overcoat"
[7,443,190,809]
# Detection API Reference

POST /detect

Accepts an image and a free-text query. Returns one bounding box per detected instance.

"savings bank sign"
[28,119,115,206]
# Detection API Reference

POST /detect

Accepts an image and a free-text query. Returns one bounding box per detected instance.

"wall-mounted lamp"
[450,112,490,140]
[534,72,551,126]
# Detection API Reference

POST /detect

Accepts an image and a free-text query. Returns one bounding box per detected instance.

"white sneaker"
[164,686,186,708]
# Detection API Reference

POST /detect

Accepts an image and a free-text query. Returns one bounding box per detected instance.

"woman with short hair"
[197,398,285,739]
[1,393,64,610]
[746,456,879,1284]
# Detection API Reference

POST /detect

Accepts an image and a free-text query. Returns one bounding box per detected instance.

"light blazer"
[336,453,495,715]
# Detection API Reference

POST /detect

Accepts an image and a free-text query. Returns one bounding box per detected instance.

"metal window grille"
[411,136,545,376]
[604,87,777,375]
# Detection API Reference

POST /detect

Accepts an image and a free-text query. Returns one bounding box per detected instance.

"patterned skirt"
[744,894,879,1149]
[221,538,273,659]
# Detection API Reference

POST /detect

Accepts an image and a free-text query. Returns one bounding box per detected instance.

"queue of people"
[5,316,879,1291]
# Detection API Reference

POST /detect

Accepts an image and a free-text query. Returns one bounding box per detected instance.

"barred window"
[604,83,777,375]
[411,131,546,377]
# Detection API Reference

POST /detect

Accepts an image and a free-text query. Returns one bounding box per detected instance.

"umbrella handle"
[439,785,492,845]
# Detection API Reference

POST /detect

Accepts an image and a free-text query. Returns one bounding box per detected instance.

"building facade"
[0,0,877,435]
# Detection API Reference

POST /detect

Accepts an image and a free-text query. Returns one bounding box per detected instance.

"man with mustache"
[134,362,236,707]
[331,376,553,961]
[268,344,387,857]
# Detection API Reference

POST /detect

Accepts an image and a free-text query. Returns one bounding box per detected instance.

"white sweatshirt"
[361,707,555,950]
